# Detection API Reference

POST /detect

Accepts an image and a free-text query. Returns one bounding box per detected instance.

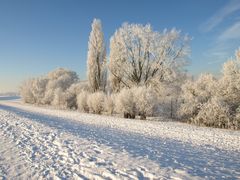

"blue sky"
[0,0,240,92]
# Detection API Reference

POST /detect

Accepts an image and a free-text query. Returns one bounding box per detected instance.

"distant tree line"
[20,19,240,129]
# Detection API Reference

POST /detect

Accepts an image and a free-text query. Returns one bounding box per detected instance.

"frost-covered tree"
[87,19,107,92]
[178,73,217,120]
[20,77,48,104]
[178,48,240,129]
[217,49,240,110]
[20,68,79,106]
[31,77,48,104]
[87,91,105,114]
[43,68,79,104]
[46,68,79,90]
[109,23,190,92]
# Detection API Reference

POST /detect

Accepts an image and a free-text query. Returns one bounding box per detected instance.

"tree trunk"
[140,113,146,120]
[124,112,135,119]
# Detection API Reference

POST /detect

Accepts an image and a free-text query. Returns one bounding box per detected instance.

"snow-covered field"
[0,97,239,179]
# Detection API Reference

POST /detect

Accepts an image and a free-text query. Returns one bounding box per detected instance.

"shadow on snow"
[0,104,239,179]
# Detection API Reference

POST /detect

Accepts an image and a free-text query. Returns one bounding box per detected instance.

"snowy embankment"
[0,98,240,179]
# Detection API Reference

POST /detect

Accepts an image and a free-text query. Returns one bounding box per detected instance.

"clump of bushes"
[104,94,115,115]
[178,49,240,129]
[73,86,160,119]
[87,91,105,114]
[77,91,89,113]
[193,98,231,128]
[115,88,136,119]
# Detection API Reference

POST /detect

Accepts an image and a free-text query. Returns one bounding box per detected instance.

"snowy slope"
[0,98,240,179]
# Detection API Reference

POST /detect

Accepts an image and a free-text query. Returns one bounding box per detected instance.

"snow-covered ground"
[0,97,239,179]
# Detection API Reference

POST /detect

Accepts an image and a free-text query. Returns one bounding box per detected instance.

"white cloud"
[200,0,240,32]
[218,21,240,41]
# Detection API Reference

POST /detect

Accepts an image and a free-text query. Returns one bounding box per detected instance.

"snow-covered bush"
[193,98,231,128]
[217,53,240,110]
[20,78,36,104]
[104,94,115,115]
[31,77,48,104]
[43,68,79,104]
[87,91,105,114]
[63,91,77,109]
[177,48,240,129]
[63,82,89,110]
[20,77,48,104]
[20,68,80,106]
[178,73,217,120]
[115,88,136,119]
[77,91,89,113]
[52,88,66,108]
[133,86,158,119]
[234,106,240,129]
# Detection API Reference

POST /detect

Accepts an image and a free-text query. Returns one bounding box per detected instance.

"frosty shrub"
[177,48,240,129]
[104,94,115,115]
[178,73,217,120]
[63,82,89,110]
[116,88,136,119]
[193,98,231,128]
[217,54,240,110]
[52,88,67,109]
[20,78,36,104]
[63,91,77,110]
[43,68,79,105]
[20,68,80,106]
[234,106,240,129]
[31,77,48,105]
[68,82,88,95]
[77,91,89,113]
[133,86,158,120]
[87,91,105,114]
[20,77,49,104]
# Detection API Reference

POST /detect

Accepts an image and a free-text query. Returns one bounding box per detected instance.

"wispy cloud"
[207,59,226,65]
[203,42,234,65]
[200,0,240,32]
[218,21,240,41]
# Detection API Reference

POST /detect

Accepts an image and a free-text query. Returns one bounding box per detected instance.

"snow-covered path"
[0,99,240,179]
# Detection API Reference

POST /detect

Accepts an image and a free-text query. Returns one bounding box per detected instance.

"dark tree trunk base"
[124,112,135,119]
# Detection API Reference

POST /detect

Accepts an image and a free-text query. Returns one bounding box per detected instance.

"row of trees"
[178,50,240,129]
[20,18,240,129]
[86,19,190,93]
[20,68,163,120]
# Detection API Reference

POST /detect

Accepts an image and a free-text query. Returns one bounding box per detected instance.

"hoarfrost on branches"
[109,23,190,92]
[87,19,107,92]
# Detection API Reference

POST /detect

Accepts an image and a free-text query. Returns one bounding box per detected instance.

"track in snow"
[0,100,240,179]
